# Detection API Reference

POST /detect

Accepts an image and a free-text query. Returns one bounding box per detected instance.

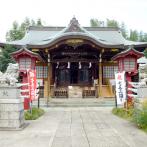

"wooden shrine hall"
[1,17,147,99]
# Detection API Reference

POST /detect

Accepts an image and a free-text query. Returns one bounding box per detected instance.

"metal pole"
[30,100,33,115]
[115,90,117,108]
[38,92,40,108]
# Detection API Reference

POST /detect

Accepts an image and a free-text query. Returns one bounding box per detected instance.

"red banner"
[28,70,37,100]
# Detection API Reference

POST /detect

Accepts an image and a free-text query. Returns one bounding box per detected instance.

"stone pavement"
[0,107,147,147]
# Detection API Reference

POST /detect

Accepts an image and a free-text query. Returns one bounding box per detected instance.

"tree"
[0,45,17,72]
[144,48,147,58]
[129,29,139,41]
[120,22,128,38]
[139,31,144,41]
[90,18,129,39]
[138,32,147,42]
[6,17,44,41]
[0,18,44,72]
[90,19,104,27]
[106,19,119,27]
[36,18,43,26]
[6,21,24,41]
[143,33,147,42]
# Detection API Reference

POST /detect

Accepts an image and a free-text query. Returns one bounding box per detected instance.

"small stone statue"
[0,63,19,86]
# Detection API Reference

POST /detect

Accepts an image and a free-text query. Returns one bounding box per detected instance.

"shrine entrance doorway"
[70,62,79,84]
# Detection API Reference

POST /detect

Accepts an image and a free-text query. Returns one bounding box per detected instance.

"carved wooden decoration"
[65,17,85,33]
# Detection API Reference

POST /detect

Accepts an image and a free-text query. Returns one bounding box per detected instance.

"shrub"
[133,101,147,129]
[25,107,45,120]
[112,108,134,120]
[112,100,147,132]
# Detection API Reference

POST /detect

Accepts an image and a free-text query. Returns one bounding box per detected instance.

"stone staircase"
[68,86,82,98]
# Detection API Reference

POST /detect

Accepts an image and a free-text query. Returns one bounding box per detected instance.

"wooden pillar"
[98,53,102,97]
[47,53,51,104]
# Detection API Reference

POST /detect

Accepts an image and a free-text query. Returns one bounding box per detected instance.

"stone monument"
[0,63,25,130]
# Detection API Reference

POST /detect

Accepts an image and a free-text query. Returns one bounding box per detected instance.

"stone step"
[33,98,115,107]
[47,103,115,107]
[68,86,83,98]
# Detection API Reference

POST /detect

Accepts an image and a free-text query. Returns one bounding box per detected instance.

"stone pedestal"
[0,87,25,130]
[134,98,147,110]
[137,86,147,98]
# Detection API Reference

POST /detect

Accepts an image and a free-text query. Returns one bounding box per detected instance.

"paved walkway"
[1,107,147,147]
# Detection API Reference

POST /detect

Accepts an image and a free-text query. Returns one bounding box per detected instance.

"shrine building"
[0,17,147,99]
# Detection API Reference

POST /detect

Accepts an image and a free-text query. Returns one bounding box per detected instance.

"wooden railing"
[82,87,96,98]
[82,90,96,98]
[52,86,97,98]
[53,87,68,98]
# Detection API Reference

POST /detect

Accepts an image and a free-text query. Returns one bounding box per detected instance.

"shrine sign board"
[115,71,127,105]
[28,70,37,100]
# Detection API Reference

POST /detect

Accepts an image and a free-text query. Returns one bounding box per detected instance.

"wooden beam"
[51,59,98,63]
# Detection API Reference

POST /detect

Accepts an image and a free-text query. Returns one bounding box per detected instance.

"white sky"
[0,0,147,41]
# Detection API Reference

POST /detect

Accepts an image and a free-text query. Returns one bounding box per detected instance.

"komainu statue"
[139,64,147,86]
[0,63,19,86]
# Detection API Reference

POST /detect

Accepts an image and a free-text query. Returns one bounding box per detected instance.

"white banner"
[115,71,127,105]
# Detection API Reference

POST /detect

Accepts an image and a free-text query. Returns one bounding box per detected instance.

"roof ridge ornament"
[65,17,85,33]
[69,17,79,26]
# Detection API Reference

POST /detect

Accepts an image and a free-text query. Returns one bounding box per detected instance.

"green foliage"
[6,17,44,41]
[106,19,119,27]
[25,107,45,120]
[113,102,147,133]
[129,29,139,41]
[143,48,147,58]
[90,18,128,39]
[6,21,24,41]
[120,22,128,38]
[143,33,147,41]
[1,17,44,71]
[90,19,104,27]
[0,45,17,72]
[139,31,144,41]
[133,101,147,129]
[139,33,147,42]
[90,18,147,41]
[112,108,134,120]
[36,18,43,26]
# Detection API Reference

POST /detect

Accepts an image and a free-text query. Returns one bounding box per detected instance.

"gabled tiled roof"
[1,17,147,48]
[112,46,144,60]
[11,47,43,61]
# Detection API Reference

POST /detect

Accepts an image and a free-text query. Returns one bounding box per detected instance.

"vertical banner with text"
[28,70,37,101]
[115,71,127,105]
